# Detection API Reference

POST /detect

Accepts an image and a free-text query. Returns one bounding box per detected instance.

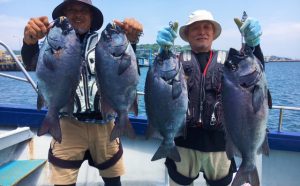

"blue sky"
[0,0,299,59]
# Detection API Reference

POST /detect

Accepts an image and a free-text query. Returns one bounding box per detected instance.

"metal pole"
[165,166,169,186]
[137,91,145,96]
[0,40,38,93]
[278,108,283,132]
[271,106,300,132]
[0,72,29,82]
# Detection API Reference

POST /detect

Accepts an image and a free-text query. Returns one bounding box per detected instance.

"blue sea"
[0,62,299,132]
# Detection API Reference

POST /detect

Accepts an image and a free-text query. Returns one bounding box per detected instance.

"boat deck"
[0,104,300,185]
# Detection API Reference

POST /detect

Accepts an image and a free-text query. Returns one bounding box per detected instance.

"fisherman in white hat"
[156,10,264,186]
[21,1,143,185]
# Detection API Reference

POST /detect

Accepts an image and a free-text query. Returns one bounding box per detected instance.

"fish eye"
[112,52,122,57]
[225,60,238,71]
[231,64,237,71]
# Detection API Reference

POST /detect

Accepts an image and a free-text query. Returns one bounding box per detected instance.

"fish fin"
[267,89,273,109]
[37,111,62,143]
[145,123,155,140]
[110,116,124,141]
[110,122,136,141]
[37,90,45,110]
[224,124,237,159]
[232,162,260,186]
[258,132,270,156]
[239,70,260,88]
[172,81,182,99]
[151,144,181,162]
[225,141,235,160]
[100,96,115,119]
[130,96,138,116]
[252,84,264,113]
[127,121,136,139]
[183,125,187,140]
[110,124,122,141]
[110,113,136,141]
[175,124,185,138]
[117,56,131,75]
[225,134,240,159]
[180,117,187,140]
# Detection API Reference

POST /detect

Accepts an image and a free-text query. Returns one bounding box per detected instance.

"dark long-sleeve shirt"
[21,42,39,71]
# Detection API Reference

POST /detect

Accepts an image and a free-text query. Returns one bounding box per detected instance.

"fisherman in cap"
[21,0,143,185]
[156,10,264,186]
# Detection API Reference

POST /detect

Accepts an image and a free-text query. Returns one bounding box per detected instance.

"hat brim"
[179,20,221,42]
[52,0,103,31]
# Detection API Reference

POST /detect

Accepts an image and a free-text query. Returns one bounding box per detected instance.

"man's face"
[64,2,92,34]
[186,21,215,53]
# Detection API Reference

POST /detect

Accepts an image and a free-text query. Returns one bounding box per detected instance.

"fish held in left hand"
[222,46,270,186]
[36,17,82,143]
[144,49,188,162]
[95,23,139,141]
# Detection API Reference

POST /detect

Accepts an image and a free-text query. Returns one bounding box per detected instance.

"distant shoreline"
[1,60,300,71]
[266,60,300,63]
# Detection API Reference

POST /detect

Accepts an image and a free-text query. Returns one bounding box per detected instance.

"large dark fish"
[95,23,139,141]
[144,49,188,162]
[36,17,82,142]
[222,47,270,186]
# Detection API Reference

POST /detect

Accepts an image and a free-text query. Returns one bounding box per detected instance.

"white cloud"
[263,22,300,40]
[213,22,300,59]
[0,14,27,50]
[262,22,300,58]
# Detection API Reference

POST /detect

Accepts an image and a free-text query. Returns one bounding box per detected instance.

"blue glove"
[240,18,262,47]
[156,27,177,49]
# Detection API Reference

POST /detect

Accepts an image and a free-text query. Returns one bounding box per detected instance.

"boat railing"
[272,105,300,132]
[0,40,37,93]
[1,40,299,134]
[136,91,300,133]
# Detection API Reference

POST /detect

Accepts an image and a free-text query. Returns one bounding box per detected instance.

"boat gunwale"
[0,104,300,152]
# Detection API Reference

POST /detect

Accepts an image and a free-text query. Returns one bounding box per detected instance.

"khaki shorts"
[49,116,125,185]
[170,146,231,185]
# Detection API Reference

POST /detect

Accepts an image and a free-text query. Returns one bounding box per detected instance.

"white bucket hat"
[179,10,222,42]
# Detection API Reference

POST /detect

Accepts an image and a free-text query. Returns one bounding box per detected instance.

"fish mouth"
[159,60,179,81]
[239,69,261,88]
[109,43,128,57]
[46,17,75,51]
[108,33,129,57]
[46,36,64,52]
[160,61,177,73]
[53,17,74,35]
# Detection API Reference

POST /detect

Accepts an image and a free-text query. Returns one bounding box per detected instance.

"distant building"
[0,50,5,61]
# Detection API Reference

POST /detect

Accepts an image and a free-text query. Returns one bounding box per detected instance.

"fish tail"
[125,121,136,139]
[110,124,122,141]
[232,162,260,186]
[151,144,181,162]
[36,90,45,110]
[110,113,136,141]
[38,112,62,143]
[145,123,155,140]
[130,96,139,116]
